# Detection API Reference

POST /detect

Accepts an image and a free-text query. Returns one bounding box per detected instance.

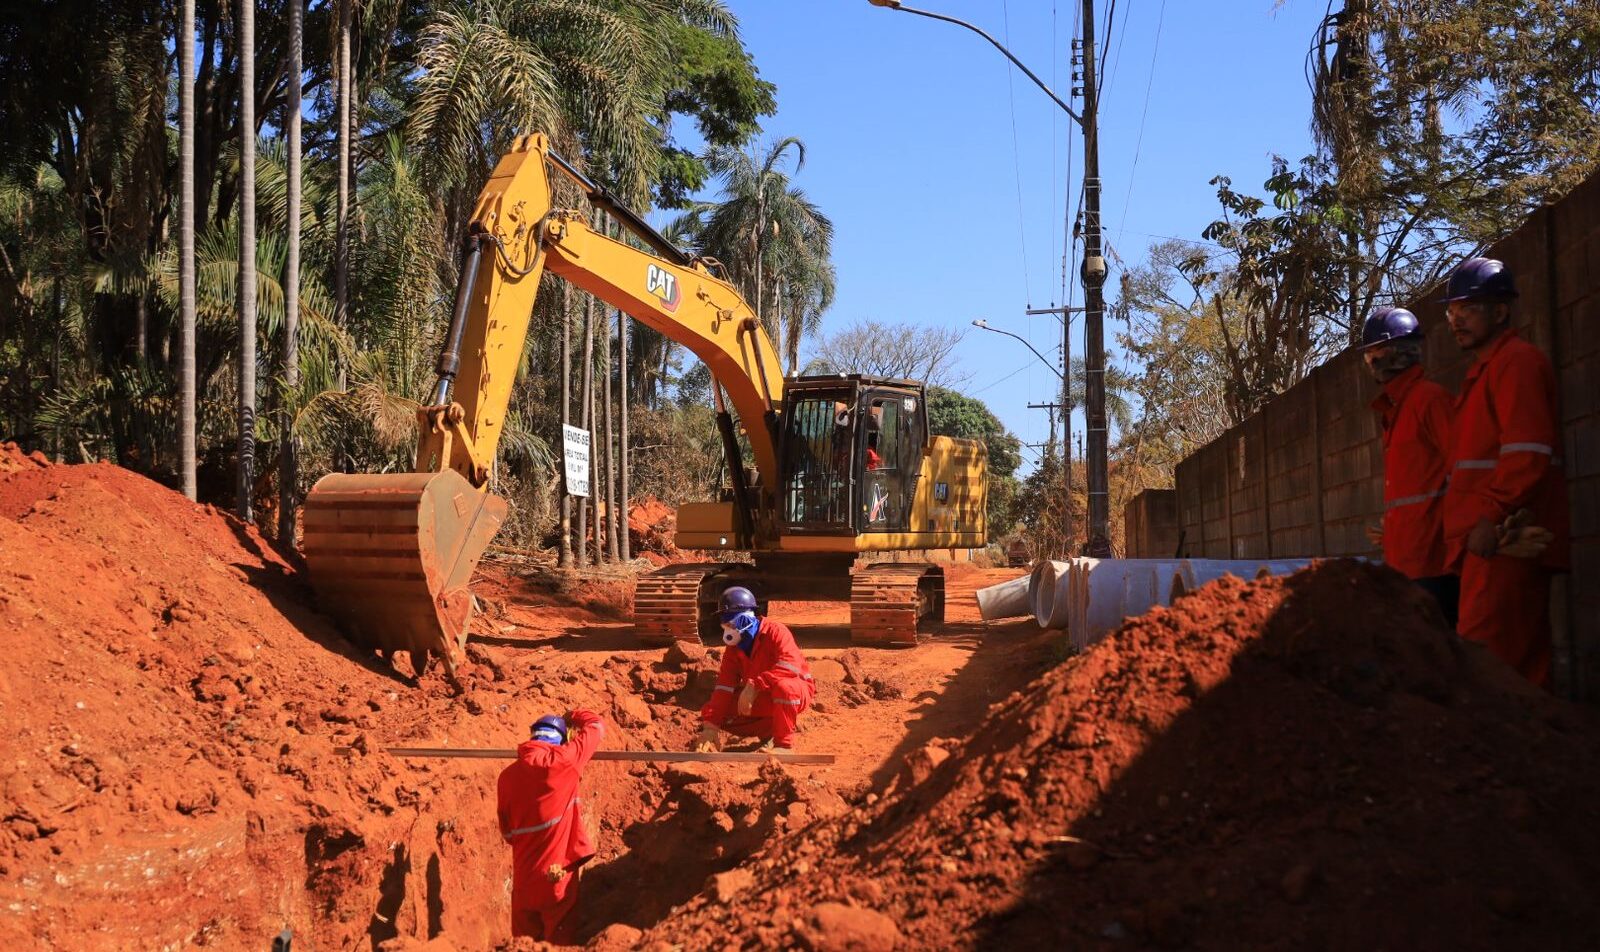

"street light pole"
[872,0,1110,557]
[971,319,1063,380]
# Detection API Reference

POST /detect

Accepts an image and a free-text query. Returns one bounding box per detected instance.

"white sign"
[562,425,591,498]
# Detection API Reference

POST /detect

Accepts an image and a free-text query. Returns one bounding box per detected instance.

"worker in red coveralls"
[1359,305,1459,626]
[695,586,815,751]
[1441,257,1570,687]
[496,710,604,942]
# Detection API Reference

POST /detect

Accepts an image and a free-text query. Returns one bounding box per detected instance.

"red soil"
[1,451,1052,950]
[626,496,677,557]
[635,561,1600,951]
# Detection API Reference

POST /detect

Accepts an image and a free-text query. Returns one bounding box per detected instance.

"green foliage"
[654,21,778,208]
[0,0,785,538]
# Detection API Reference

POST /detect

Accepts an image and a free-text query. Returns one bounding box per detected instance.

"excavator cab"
[778,376,927,536]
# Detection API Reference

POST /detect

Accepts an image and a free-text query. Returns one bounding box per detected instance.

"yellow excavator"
[301,134,987,674]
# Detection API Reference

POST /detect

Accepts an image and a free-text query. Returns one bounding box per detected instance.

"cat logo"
[646,264,681,312]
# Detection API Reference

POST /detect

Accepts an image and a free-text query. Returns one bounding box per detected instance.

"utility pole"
[1027,305,1080,554]
[1078,0,1111,557]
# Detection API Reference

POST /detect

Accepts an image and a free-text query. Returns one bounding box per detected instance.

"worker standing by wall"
[1441,258,1571,687]
[496,710,605,942]
[1360,306,1459,626]
[696,587,816,751]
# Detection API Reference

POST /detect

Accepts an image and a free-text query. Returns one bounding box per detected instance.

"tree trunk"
[334,0,351,374]
[602,305,617,563]
[236,0,257,521]
[577,292,595,567]
[618,307,631,562]
[558,283,572,567]
[279,0,302,545]
[179,0,198,501]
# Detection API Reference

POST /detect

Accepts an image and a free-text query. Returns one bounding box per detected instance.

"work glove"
[737,683,757,717]
[1365,522,1384,546]
[694,724,720,753]
[1497,509,1554,559]
[545,863,568,883]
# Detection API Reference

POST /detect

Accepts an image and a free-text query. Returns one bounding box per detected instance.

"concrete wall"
[1158,170,1600,700]
[1123,489,1179,559]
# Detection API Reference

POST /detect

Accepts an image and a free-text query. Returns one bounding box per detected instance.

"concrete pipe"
[1031,559,1075,630]
[1072,559,1184,651]
[976,573,1034,621]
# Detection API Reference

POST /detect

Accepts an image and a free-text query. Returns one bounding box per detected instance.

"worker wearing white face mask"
[695,586,815,751]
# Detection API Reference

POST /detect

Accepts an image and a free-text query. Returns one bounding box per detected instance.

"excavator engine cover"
[301,470,507,674]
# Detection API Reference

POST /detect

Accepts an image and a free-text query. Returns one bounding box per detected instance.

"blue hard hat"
[718,586,758,618]
[531,714,568,745]
[1358,307,1422,350]
[1440,257,1518,302]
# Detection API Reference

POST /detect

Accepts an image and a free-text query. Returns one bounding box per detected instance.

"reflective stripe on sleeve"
[1500,442,1554,455]
[713,685,736,694]
[776,661,801,674]
[1454,459,1497,471]
[506,798,580,838]
[772,698,805,706]
[1385,489,1445,510]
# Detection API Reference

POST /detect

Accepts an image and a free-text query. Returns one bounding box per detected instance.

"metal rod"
[545,148,693,267]
[354,747,837,765]
[431,234,486,406]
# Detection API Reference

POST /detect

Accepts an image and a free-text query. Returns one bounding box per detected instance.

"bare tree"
[809,319,970,390]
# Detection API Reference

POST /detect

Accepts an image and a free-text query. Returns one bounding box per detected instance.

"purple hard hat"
[531,714,569,744]
[1440,257,1518,302]
[1359,307,1422,350]
[718,585,758,618]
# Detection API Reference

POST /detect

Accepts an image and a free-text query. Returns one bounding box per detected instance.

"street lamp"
[873,0,1111,557]
[971,319,1062,380]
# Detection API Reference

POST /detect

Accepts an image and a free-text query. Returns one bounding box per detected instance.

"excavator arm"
[302,134,785,673]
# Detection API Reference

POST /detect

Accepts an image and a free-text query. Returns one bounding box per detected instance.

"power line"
[972,359,1038,396]
[1116,0,1167,251]
[1001,0,1033,306]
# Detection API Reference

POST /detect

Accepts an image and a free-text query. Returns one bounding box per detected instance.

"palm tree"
[237,0,258,520]
[335,0,353,350]
[280,0,304,543]
[684,137,835,374]
[1070,357,1136,435]
[179,0,197,500]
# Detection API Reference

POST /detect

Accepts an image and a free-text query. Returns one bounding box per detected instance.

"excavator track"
[633,563,727,646]
[849,563,945,647]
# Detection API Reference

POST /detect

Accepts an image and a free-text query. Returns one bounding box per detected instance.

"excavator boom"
[301,135,785,672]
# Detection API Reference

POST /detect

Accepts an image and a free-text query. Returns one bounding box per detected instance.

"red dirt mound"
[0,459,714,950]
[635,560,1600,950]
[627,496,677,556]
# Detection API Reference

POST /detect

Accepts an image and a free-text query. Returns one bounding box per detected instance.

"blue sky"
[690,0,1326,472]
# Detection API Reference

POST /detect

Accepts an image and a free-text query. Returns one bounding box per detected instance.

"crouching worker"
[496,710,604,943]
[696,587,815,751]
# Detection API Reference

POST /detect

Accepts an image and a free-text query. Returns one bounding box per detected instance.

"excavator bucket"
[301,470,507,675]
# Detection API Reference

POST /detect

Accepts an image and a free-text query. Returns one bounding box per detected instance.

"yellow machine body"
[302,134,988,666]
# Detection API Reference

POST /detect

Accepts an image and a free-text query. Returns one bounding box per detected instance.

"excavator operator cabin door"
[860,389,922,534]
[779,389,856,532]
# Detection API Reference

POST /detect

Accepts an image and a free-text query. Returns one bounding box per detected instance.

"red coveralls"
[1371,364,1455,580]
[496,710,604,942]
[701,618,815,748]
[1442,329,1570,687]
